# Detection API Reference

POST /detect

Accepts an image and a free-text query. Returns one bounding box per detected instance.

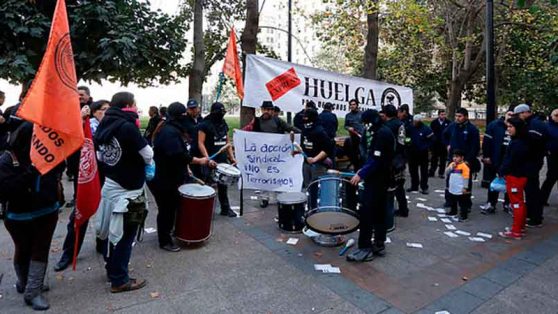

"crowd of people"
[0,84,557,310]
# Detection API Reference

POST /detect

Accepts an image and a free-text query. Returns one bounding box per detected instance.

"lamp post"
[286,0,293,123]
[486,0,496,124]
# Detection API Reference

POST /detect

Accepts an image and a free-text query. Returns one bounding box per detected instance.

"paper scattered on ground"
[439,194,445,197]
[303,228,320,238]
[250,196,258,200]
[455,230,471,236]
[144,227,157,234]
[469,237,486,242]
[406,196,410,200]
[436,208,447,214]
[416,203,426,208]
[440,218,452,223]
[314,264,341,273]
[434,190,444,193]
[150,291,160,299]
[416,197,427,201]
[286,238,299,245]
[435,311,451,314]
[314,264,331,271]
[231,206,240,210]
[444,231,459,238]
[445,224,457,230]
[406,242,423,249]
[428,216,438,222]
[476,232,493,239]
[437,214,448,217]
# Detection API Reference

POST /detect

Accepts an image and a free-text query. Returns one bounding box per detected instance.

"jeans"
[409,151,429,190]
[104,223,138,287]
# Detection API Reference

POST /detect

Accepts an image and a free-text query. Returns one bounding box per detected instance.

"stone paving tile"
[481,266,522,286]
[461,276,505,301]
[420,289,485,314]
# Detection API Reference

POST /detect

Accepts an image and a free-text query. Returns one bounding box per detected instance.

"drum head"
[217,163,241,176]
[305,209,359,235]
[179,184,216,199]
[277,192,307,205]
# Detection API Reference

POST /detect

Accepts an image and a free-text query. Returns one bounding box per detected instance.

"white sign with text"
[233,130,303,192]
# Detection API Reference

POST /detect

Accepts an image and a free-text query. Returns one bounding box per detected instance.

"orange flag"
[16,0,84,174]
[222,27,244,99]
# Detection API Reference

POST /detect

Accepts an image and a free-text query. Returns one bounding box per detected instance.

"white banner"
[244,54,414,115]
[233,130,303,192]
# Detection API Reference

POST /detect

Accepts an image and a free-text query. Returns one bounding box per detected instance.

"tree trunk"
[363,1,379,80]
[189,0,204,105]
[240,0,259,127]
[447,79,464,119]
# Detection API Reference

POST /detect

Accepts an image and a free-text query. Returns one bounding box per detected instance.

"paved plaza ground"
[1,172,557,313]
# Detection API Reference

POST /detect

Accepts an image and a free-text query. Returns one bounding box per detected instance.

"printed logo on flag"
[265,67,301,101]
[54,33,76,90]
[78,138,97,184]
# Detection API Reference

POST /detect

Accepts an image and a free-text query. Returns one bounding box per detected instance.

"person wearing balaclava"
[197,102,238,217]
[149,102,216,252]
[300,108,334,210]
[347,109,395,263]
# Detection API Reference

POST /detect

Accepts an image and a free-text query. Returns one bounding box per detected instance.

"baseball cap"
[187,99,199,108]
[513,104,530,114]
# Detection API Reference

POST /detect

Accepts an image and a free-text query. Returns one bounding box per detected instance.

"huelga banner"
[244,54,414,115]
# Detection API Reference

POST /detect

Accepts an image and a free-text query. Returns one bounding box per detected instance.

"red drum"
[175,184,216,242]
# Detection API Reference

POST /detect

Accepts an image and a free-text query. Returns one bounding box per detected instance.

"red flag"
[73,118,101,270]
[16,0,84,174]
[222,27,244,99]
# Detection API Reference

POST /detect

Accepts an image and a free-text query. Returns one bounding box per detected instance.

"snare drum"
[277,192,307,232]
[213,163,241,185]
[176,184,216,242]
[306,176,359,235]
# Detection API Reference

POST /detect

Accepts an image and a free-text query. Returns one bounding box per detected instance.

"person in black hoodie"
[149,102,215,252]
[498,117,530,239]
[197,102,237,217]
[429,109,451,178]
[541,109,558,205]
[407,114,434,194]
[0,120,64,311]
[94,92,153,293]
[301,108,334,210]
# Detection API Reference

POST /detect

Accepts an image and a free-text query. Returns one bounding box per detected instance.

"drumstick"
[338,238,355,256]
[209,143,232,160]
[327,169,356,178]
[348,129,362,138]
[289,131,295,154]
[190,175,206,185]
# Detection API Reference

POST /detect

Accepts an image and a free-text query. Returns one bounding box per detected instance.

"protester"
[94,92,152,293]
[344,99,364,170]
[159,106,168,120]
[184,99,203,145]
[429,109,451,178]
[514,104,548,228]
[197,102,237,217]
[243,100,299,207]
[294,101,316,131]
[443,108,480,208]
[480,108,514,214]
[149,102,214,252]
[143,106,161,144]
[65,86,92,185]
[407,114,434,194]
[498,117,530,239]
[541,108,558,206]
[89,100,110,135]
[347,109,395,262]
[0,120,63,311]
[273,106,281,118]
[445,150,472,221]
[300,108,334,210]
[319,102,338,140]
[382,105,409,217]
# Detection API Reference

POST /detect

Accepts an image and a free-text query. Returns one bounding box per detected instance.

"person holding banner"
[301,108,334,210]
[344,99,364,170]
[348,109,395,262]
[95,92,152,293]
[197,102,238,217]
[150,102,215,252]
[0,120,64,310]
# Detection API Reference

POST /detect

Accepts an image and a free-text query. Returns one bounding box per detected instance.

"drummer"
[348,109,395,262]
[197,102,238,217]
[300,108,334,210]
[150,102,216,252]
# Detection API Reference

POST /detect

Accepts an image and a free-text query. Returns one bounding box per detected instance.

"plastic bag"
[145,160,156,181]
[489,177,506,193]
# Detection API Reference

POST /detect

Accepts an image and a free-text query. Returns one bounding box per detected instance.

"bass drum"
[176,184,216,242]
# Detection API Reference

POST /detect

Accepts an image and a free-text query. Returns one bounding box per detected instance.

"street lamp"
[486,0,496,124]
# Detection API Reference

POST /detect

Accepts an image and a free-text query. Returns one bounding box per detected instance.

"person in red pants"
[498,117,530,239]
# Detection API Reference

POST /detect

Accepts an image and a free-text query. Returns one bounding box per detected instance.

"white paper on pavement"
[445,224,457,230]
[440,218,452,223]
[444,231,459,238]
[428,217,438,222]
[455,230,471,236]
[476,232,493,239]
[469,237,486,242]
[286,238,299,245]
[406,242,423,249]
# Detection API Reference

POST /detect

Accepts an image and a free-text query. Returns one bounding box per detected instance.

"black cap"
[261,101,274,109]
[303,108,319,122]
[168,102,187,118]
[187,99,198,108]
[273,106,281,112]
[210,102,226,113]
[306,101,317,109]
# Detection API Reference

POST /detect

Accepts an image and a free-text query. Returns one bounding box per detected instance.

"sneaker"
[480,203,492,210]
[406,188,418,193]
[480,206,496,215]
[526,222,543,229]
[458,216,468,222]
[505,226,526,235]
[160,243,180,252]
[499,231,522,240]
[111,278,147,293]
[420,189,429,195]
[445,210,458,217]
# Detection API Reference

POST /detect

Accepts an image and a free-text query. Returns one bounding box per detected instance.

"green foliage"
[0,0,190,86]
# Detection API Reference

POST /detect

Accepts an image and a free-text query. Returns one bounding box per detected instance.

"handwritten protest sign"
[233,130,303,192]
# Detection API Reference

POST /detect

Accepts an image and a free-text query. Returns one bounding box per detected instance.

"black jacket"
[359,124,395,183]
[301,124,334,164]
[430,117,451,147]
[525,115,549,171]
[499,137,530,178]
[482,117,509,168]
[443,120,480,165]
[144,114,161,143]
[318,111,338,139]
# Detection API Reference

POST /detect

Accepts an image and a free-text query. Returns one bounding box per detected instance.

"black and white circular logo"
[99,137,122,166]
[381,88,402,108]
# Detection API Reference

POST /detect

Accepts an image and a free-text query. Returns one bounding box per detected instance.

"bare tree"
[240,0,259,127]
